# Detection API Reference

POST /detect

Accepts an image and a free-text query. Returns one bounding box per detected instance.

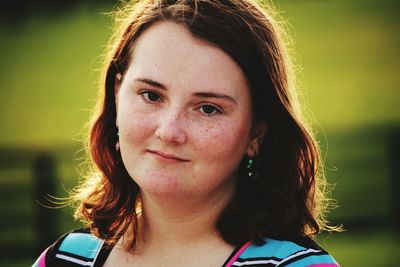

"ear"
[115,73,122,128]
[246,121,267,158]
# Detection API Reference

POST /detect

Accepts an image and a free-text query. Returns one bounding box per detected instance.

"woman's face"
[115,21,261,201]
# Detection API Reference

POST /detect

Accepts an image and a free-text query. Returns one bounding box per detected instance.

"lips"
[147,150,189,162]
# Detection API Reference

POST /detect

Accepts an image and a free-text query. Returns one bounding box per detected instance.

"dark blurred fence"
[318,125,399,232]
[0,125,398,262]
[0,145,79,262]
[389,128,400,231]
[32,152,58,254]
[0,148,58,260]
[0,148,38,260]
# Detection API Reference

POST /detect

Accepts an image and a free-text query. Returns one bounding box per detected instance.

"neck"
[133,183,235,249]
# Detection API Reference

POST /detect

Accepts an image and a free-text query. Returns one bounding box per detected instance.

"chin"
[135,172,186,197]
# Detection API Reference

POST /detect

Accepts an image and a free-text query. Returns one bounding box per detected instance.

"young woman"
[33,0,340,266]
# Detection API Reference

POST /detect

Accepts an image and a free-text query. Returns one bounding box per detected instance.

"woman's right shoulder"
[32,228,106,267]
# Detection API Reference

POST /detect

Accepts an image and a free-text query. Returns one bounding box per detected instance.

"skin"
[106,21,265,267]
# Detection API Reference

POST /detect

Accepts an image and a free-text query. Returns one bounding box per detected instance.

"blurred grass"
[0,3,113,146]
[0,0,399,266]
[280,0,400,128]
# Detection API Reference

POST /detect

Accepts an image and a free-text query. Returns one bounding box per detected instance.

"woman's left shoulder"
[230,235,339,267]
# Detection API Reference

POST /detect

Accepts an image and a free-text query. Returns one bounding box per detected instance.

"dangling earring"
[115,132,120,151]
[247,156,258,178]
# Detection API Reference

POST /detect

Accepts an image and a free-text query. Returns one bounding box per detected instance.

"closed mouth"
[147,150,190,162]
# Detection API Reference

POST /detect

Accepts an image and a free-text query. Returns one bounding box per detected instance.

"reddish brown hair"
[73,0,335,247]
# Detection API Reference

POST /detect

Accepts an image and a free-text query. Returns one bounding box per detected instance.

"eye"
[199,104,220,116]
[142,91,161,102]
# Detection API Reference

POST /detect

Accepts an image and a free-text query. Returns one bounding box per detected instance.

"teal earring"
[247,156,258,178]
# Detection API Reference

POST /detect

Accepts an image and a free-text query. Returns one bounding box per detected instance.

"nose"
[155,108,187,144]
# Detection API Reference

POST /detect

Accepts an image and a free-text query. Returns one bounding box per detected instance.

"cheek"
[120,114,149,138]
[188,119,251,193]
[193,118,251,162]
[117,99,156,143]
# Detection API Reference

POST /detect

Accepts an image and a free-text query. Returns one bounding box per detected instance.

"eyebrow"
[193,92,237,104]
[135,78,166,89]
[134,77,237,104]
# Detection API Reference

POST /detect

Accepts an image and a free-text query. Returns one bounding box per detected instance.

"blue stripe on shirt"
[58,232,103,259]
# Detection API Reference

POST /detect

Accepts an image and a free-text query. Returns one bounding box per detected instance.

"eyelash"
[139,90,222,116]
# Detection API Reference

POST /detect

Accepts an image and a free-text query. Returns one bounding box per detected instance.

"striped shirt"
[33,228,339,267]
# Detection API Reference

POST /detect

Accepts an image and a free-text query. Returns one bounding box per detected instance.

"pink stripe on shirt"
[38,247,48,267]
[225,241,252,267]
[308,264,340,267]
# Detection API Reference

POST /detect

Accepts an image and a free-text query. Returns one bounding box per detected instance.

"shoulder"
[32,228,109,267]
[231,236,339,267]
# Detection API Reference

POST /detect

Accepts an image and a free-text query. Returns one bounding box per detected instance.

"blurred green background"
[0,0,399,266]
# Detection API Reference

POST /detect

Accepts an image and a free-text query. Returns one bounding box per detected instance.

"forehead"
[126,21,248,95]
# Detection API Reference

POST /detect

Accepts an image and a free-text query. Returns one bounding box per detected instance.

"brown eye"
[199,105,220,116]
[142,91,161,102]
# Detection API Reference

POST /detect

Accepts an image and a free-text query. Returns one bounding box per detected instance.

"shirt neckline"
[94,239,252,267]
